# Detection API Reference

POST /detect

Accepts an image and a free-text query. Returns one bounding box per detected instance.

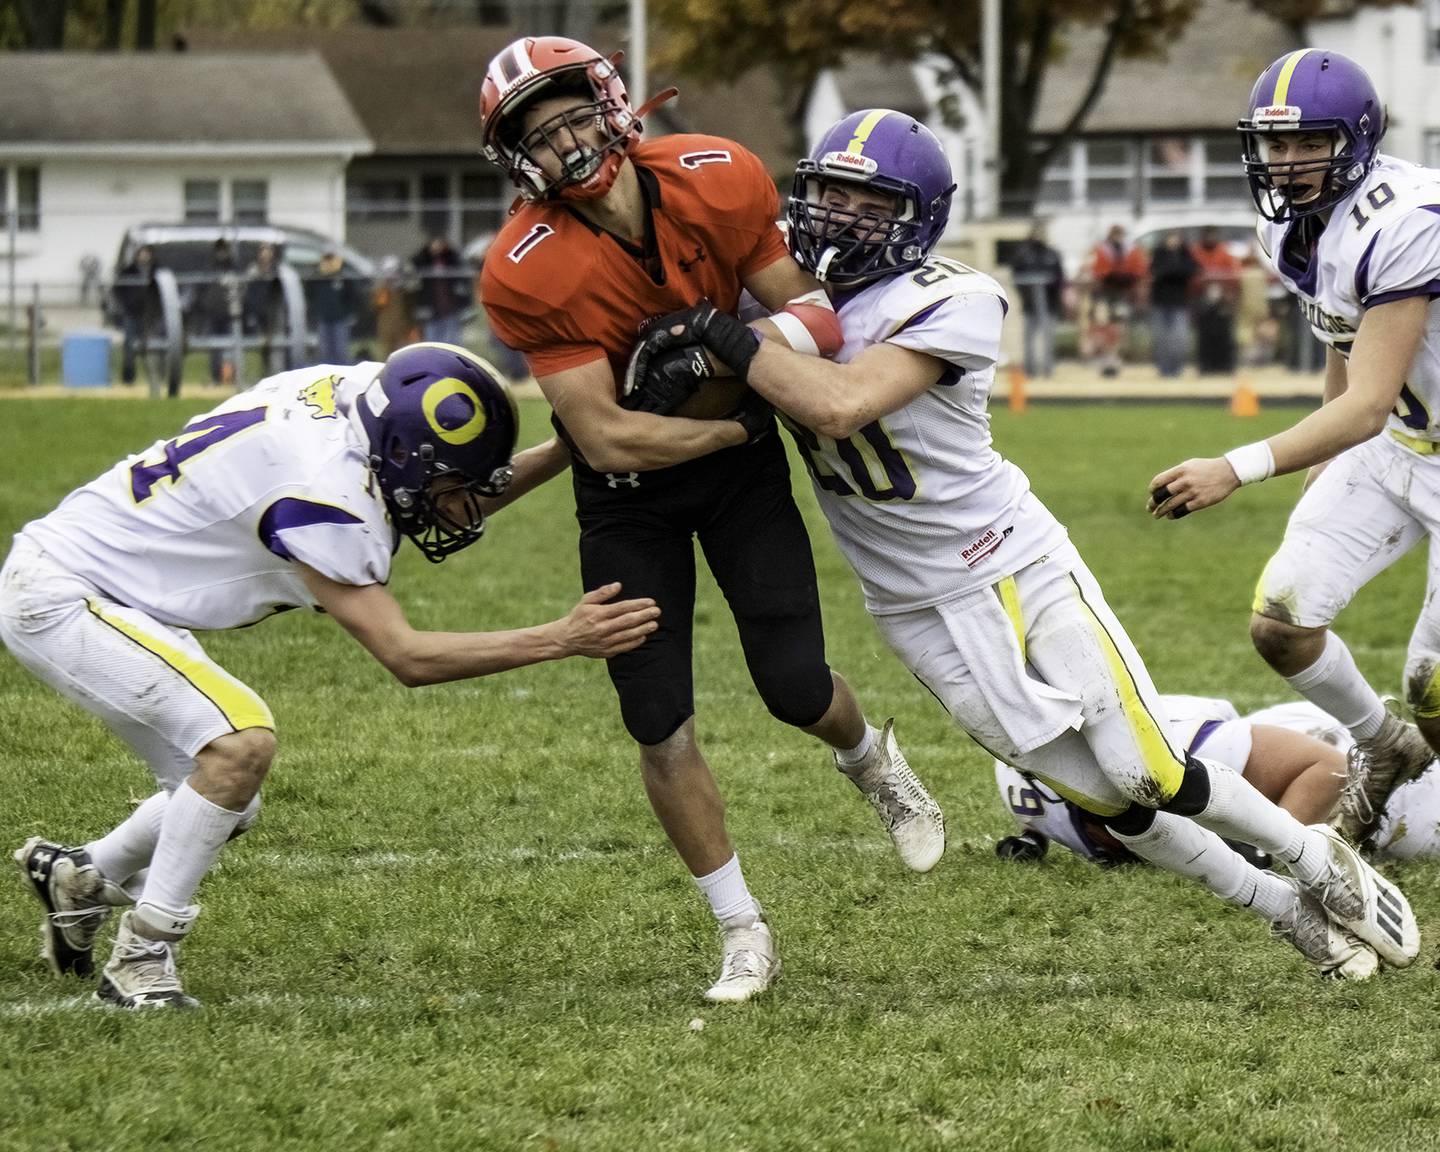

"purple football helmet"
[356,342,518,563]
[788,109,956,288]
[1237,49,1386,223]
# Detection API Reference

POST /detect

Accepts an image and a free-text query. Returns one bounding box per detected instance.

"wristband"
[1223,441,1275,486]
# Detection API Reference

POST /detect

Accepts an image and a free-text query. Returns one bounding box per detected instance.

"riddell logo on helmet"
[1254,104,1302,123]
[820,151,878,176]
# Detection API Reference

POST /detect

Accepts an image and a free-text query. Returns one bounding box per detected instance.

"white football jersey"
[1257,154,1440,443]
[789,255,1068,613]
[19,364,396,630]
[1244,701,1440,860]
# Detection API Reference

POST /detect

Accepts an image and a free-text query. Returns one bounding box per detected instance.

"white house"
[0,53,371,302]
[1309,1,1440,168]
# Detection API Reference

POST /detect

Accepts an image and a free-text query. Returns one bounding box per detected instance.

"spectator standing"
[370,256,416,359]
[1236,245,1279,366]
[198,239,239,384]
[1191,226,1242,374]
[1087,225,1148,377]
[307,250,361,366]
[114,245,154,385]
[243,244,281,372]
[1148,231,1199,378]
[1010,221,1064,379]
[412,236,470,346]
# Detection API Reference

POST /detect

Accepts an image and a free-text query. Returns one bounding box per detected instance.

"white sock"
[138,782,245,916]
[1285,632,1386,739]
[86,791,169,883]
[693,853,760,929]
[1189,759,1331,885]
[834,724,879,770]
[1110,811,1297,924]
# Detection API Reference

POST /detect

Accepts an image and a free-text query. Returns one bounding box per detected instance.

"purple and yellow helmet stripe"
[845,109,891,156]
[1270,48,1311,107]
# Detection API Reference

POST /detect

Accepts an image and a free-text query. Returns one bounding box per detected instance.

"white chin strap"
[814,245,840,283]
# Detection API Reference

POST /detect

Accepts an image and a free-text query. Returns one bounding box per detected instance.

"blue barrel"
[61,330,112,388]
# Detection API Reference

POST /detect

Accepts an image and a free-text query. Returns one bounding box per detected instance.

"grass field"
[2,397,1439,1152]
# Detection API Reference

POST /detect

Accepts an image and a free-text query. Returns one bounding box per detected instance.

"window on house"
[1083,139,1136,204]
[460,169,506,242]
[1201,136,1248,203]
[0,166,40,231]
[15,166,39,231]
[420,173,450,241]
[1036,141,1078,208]
[347,176,411,222]
[184,179,222,223]
[1429,0,1440,61]
[232,180,268,225]
[1145,137,1193,204]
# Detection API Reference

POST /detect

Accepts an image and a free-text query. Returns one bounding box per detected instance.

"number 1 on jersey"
[130,407,268,503]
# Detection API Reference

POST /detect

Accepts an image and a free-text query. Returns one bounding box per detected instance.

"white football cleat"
[1338,700,1434,844]
[837,719,945,873]
[1270,877,1378,981]
[1300,825,1419,969]
[96,907,201,1010]
[704,913,780,1004]
[13,836,119,978]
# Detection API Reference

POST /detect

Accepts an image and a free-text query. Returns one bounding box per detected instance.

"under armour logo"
[677,246,707,273]
[605,472,640,488]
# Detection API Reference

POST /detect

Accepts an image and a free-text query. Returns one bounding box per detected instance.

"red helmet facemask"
[480,36,676,203]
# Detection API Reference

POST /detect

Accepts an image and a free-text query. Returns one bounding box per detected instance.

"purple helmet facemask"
[1237,49,1386,223]
[788,110,956,288]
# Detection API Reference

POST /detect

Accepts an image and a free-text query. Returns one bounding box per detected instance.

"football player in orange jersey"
[478,36,945,1003]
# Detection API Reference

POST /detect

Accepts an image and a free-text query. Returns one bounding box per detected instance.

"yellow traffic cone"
[1009,364,1028,414]
[1230,379,1260,417]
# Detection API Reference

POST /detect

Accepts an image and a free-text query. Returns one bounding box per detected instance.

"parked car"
[105,222,375,333]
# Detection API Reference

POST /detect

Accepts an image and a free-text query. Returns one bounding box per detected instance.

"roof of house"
[0,52,370,150]
[1033,0,1296,134]
[182,25,801,174]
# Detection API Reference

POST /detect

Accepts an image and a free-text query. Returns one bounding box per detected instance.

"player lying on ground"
[995,694,1438,868]
[3,344,659,1009]
[624,108,1420,981]
[477,37,943,1004]
[1149,49,1437,843]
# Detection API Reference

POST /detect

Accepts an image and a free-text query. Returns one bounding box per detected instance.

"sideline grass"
[2,398,1438,1152]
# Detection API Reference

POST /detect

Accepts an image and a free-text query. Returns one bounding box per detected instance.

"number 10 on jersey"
[782,416,918,501]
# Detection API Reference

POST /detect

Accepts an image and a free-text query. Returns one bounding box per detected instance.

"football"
[672,377,750,421]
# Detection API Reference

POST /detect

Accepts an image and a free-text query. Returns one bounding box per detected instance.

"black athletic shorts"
[573,430,834,745]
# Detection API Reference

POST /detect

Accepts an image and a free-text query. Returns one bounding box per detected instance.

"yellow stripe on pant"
[1069,578,1184,802]
[996,575,1027,662]
[85,598,274,732]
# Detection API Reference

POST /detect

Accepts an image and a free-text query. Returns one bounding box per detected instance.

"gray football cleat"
[13,837,116,978]
[1270,877,1378,981]
[837,720,945,873]
[704,911,780,1004]
[96,907,200,1010]
[1299,824,1419,969]
[1338,700,1434,844]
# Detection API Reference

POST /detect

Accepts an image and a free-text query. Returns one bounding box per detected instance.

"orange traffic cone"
[1009,364,1028,414]
[1230,379,1260,417]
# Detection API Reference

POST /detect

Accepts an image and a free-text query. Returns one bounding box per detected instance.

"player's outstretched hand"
[1147,457,1241,519]
[559,582,660,658]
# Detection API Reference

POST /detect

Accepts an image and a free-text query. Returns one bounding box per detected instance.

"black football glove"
[625,298,761,390]
[620,335,714,415]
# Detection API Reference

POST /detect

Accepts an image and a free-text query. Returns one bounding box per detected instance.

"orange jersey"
[480,134,789,382]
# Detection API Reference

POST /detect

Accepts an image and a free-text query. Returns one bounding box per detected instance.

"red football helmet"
[480,36,674,203]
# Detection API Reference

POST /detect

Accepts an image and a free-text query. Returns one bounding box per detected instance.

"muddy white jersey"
[789,255,1068,614]
[1243,700,1440,860]
[19,363,396,630]
[1256,154,1440,444]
